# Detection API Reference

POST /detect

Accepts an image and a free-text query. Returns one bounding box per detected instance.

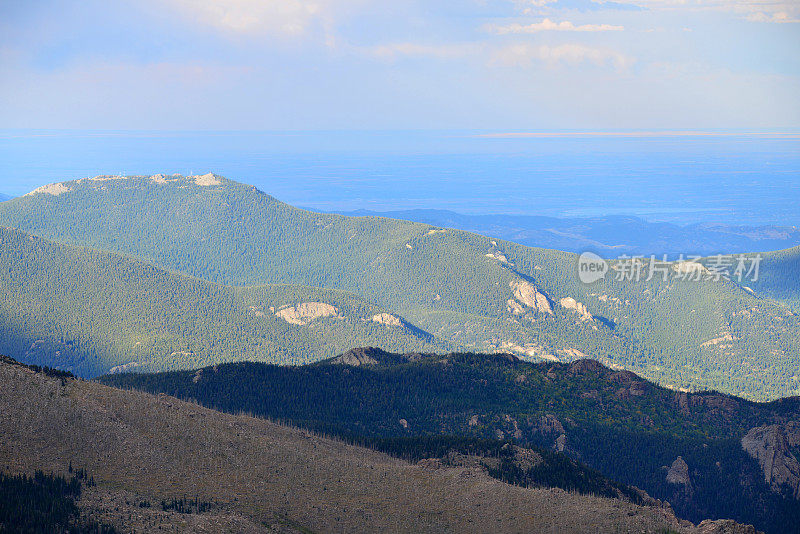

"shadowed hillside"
[0,356,706,534]
[101,348,800,534]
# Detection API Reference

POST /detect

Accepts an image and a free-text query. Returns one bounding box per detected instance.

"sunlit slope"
[0,174,798,398]
[0,226,447,377]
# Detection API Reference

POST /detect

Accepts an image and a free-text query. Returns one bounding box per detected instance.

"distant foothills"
[332,208,800,259]
[0,173,797,400]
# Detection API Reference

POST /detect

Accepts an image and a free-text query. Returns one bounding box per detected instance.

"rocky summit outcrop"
[741,423,800,499]
[673,391,741,420]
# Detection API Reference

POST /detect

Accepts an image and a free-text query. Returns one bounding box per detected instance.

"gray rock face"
[666,456,691,486]
[741,424,800,499]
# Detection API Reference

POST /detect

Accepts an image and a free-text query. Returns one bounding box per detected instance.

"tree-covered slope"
[335,208,800,259]
[0,226,448,377]
[1,174,798,399]
[101,348,800,534]
[744,245,800,312]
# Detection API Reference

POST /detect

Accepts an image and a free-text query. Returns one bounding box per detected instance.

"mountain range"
[0,173,798,399]
[333,208,800,259]
[0,172,796,533]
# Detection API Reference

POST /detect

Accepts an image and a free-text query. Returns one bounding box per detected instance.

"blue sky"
[1,0,799,130]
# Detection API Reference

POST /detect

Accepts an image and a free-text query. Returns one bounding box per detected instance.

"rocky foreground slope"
[0,356,728,533]
[102,348,800,533]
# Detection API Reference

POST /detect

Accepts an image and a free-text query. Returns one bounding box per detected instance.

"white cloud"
[492,43,634,70]
[488,18,624,34]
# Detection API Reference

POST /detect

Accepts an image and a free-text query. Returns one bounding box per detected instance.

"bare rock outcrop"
[275,302,340,325]
[666,456,691,487]
[191,173,222,186]
[509,280,553,315]
[559,297,593,321]
[741,424,800,499]
[108,361,141,374]
[371,313,404,327]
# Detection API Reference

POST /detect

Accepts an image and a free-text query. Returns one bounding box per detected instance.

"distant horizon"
[2,128,797,226]
[4,127,800,135]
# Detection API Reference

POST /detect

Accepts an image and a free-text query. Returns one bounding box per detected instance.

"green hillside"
[0,226,447,377]
[100,348,800,534]
[1,174,798,399]
[744,245,800,312]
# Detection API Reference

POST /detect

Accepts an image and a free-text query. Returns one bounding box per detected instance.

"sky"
[0,0,799,130]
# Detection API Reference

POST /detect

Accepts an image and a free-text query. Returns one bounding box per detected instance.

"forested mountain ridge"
[0,355,708,534]
[741,245,800,312]
[0,226,449,377]
[101,347,800,534]
[0,173,798,399]
[334,208,800,259]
